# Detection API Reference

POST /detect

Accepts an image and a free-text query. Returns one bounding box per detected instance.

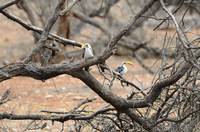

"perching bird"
[81,43,94,59]
[81,43,94,71]
[115,61,134,76]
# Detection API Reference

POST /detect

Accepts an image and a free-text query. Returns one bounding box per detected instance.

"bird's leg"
[120,80,129,87]
[120,80,125,87]
[109,74,116,89]
[98,61,107,73]
[83,58,92,71]
[119,76,129,87]
[127,91,137,100]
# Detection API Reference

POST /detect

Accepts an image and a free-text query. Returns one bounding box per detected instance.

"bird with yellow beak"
[81,43,94,71]
[115,61,134,76]
[81,43,94,59]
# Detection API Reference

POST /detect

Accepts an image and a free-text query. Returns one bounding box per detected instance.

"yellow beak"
[125,61,134,66]
[81,44,86,48]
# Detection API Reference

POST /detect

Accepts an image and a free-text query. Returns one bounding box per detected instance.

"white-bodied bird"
[81,43,94,71]
[81,43,94,59]
[115,61,134,76]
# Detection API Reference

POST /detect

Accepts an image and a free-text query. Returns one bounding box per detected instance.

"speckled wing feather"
[115,66,124,74]
[82,48,85,58]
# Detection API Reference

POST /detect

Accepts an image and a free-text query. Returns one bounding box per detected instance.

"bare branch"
[127,60,192,108]
[0,0,20,10]
[0,89,11,105]
[37,0,66,45]
[17,0,42,41]
[0,108,114,122]
[102,0,160,59]
[73,11,111,37]
[41,98,96,114]
[24,0,66,63]
[160,0,199,69]
[60,0,81,15]
[0,10,82,47]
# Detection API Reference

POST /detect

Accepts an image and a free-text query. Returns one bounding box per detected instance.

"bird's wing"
[115,66,123,73]
[91,47,94,54]
[82,48,85,58]
[88,47,94,56]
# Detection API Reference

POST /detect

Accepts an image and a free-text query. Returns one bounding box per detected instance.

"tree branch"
[60,0,81,15]
[102,0,160,59]
[0,10,82,47]
[0,0,20,10]
[0,108,114,122]
[73,11,111,37]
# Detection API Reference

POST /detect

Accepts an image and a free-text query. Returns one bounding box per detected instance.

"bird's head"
[81,43,91,49]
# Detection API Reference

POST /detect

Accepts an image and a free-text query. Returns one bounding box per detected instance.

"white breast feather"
[84,47,94,59]
[121,65,127,75]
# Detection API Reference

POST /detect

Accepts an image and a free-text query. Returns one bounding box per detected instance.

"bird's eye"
[52,43,56,47]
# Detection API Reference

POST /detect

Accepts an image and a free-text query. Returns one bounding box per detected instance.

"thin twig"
[0,0,20,10]
[60,0,81,15]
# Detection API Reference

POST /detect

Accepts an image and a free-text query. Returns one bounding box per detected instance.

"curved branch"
[0,10,82,47]
[102,0,160,59]
[126,61,191,108]
[0,0,20,10]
